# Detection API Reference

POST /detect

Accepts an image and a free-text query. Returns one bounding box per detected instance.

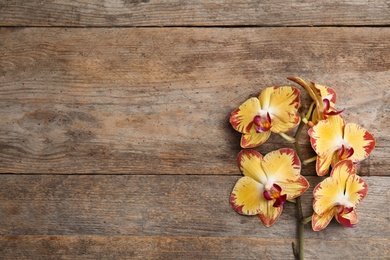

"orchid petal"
[312,208,337,231]
[326,109,345,116]
[315,84,337,106]
[240,131,271,148]
[309,115,344,158]
[259,86,300,133]
[230,97,260,134]
[330,160,356,193]
[261,149,300,180]
[261,148,309,199]
[258,87,275,110]
[323,98,330,111]
[312,175,340,216]
[280,175,310,199]
[258,200,283,227]
[230,176,264,215]
[344,172,368,206]
[237,150,267,184]
[344,123,376,163]
[315,155,333,176]
[309,115,345,175]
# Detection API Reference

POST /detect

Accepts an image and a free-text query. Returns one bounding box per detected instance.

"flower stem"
[293,119,306,260]
[287,198,297,204]
[302,216,312,225]
[280,133,296,143]
[306,102,316,120]
[296,196,305,260]
[293,120,305,162]
[303,156,317,165]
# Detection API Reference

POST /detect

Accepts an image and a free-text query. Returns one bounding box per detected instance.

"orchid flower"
[288,76,343,126]
[308,115,376,176]
[230,86,301,148]
[312,160,368,231]
[230,149,309,227]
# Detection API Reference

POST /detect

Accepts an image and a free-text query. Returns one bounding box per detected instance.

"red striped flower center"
[337,144,354,160]
[263,183,287,208]
[253,112,272,133]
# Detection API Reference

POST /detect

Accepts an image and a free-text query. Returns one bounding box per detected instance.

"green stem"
[296,196,304,260]
[302,216,312,225]
[293,120,305,161]
[293,119,306,260]
[290,96,315,260]
[287,198,297,204]
[303,156,317,165]
[306,102,316,120]
[280,133,296,143]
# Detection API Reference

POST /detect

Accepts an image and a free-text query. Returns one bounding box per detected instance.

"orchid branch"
[292,118,307,260]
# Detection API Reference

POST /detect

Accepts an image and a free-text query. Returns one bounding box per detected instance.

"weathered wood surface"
[0,27,388,175]
[0,175,389,259]
[0,0,390,27]
[1,236,388,259]
[1,1,389,259]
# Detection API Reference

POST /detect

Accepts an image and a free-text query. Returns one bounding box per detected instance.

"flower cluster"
[229,77,376,234]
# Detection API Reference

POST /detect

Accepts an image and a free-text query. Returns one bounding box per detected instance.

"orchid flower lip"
[323,98,330,111]
[337,213,355,228]
[340,206,354,215]
[254,111,272,133]
[336,205,356,228]
[322,94,333,102]
[263,183,287,208]
[335,139,354,160]
[273,194,287,207]
[338,145,354,160]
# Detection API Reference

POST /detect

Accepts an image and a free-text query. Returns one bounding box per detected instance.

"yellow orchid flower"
[288,76,343,126]
[230,86,301,148]
[312,160,368,231]
[308,115,376,176]
[230,149,309,227]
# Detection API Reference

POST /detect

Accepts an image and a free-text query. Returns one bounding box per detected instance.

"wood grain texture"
[0,175,388,258]
[0,27,388,175]
[1,236,388,259]
[1,2,389,259]
[0,0,389,27]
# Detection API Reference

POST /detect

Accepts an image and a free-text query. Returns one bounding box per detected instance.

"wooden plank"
[0,27,388,175]
[0,236,298,260]
[0,175,388,258]
[0,175,388,238]
[0,0,389,27]
[0,236,388,259]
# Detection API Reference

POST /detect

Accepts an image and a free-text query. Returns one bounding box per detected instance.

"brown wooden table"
[0,1,389,259]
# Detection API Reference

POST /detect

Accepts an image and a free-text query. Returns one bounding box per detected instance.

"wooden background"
[0,1,389,259]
